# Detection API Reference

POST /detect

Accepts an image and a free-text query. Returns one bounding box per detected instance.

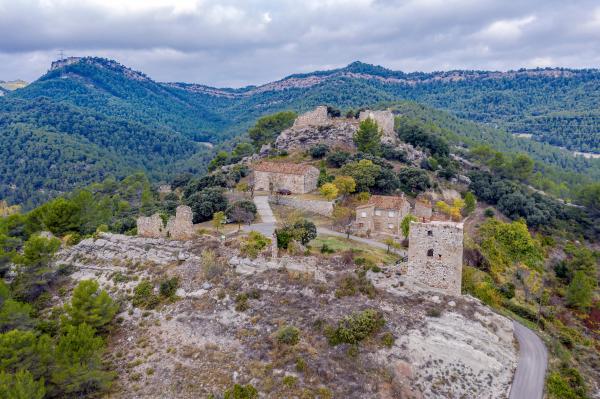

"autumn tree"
[333,176,356,199]
[319,183,339,201]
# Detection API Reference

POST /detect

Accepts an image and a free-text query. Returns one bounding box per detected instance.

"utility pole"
[58,49,65,61]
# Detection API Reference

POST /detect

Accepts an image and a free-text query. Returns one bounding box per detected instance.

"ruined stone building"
[136,205,195,240]
[358,110,395,142]
[355,195,411,236]
[292,105,330,128]
[406,221,464,295]
[413,199,433,221]
[252,162,319,194]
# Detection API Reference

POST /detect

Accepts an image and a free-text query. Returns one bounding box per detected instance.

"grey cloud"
[0,0,598,86]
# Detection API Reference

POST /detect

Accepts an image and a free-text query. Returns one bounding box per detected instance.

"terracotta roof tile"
[253,161,317,175]
[357,195,409,210]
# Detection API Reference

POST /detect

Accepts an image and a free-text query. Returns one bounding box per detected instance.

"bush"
[201,250,226,280]
[381,332,395,348]
[240,231,270,259]
[282,375,298,388]
[325,309,385,346]
[224,383,259,399]
[159,277,179,299]
[335,273,376,299]
[132,280,159,309]
[276,325,300,345]
[547,366,587,399]
[320,243,335,254]
[235,293,249,312]
[309,144,330,159]
[326,151,351,168]
[484,208,495,218]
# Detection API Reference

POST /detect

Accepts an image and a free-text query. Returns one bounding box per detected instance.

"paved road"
[509,321,547,399]
[242,195,276,236]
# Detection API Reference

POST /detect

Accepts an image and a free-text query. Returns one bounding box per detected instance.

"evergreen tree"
[64,280,118,331]
[566,271,595,311]
[0,370,45,399]
[51,324,114,396]
[353,119,382,155]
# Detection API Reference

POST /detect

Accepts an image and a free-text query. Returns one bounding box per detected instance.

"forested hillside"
[2,57,599,209]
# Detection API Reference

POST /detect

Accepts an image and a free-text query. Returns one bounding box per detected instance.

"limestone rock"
[137,214,164,238]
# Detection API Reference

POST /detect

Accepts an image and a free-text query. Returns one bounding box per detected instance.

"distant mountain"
[2,57,600,208]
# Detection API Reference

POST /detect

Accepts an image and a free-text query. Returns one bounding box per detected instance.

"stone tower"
[406,221,463,295]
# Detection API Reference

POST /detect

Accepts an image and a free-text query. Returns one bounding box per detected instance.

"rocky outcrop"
[275,120,359,151]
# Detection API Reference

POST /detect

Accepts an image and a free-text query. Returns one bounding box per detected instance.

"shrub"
[295,357,306,372]
[426,307,442,318]
[240,231,270,259]
[159,277,179,299]
[235,293,249,312]
[320,243,335,254]
[326,151,351,168]
[325,309,385,346]
[547,366,587,399]
[224,383,259,399]
[276,325,300,345]
[201,249,226,280]
[484,208,495,218]
[381,331,395,348]
[335,274,376,299]
[132,280,159,309]
[282,375,298,388]
[309,144,330,159]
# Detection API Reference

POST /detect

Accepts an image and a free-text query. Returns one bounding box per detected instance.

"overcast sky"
[1,0,599,87]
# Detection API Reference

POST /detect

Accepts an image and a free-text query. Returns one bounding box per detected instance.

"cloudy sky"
[1,0,599,87]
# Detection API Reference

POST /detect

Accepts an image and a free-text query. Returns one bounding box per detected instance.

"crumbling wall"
[166,205,195,240]
[269,196,333,216]
[414,201,433,221]
[292,106,330,128]
[137,214,165,238]
[359,109,395,138]
[406,221,463,295]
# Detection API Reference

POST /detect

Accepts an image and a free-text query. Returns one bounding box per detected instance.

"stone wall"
[269,196,334,216]
[137,214,164,238]
[355,202,411,236]
[359,110,396,143]
[254,169,318,194]
[406,221,463,295]
[137,205,195,240]
[166,206,195,240]
[292,106,330,128]
[414,201,433,221]
[275,121,358,152]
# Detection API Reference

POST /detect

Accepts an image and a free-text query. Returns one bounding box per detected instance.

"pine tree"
[566,271,595,310]
[51,324,114,396]
[353,119,382,155]
[0,370,45,399]
[64,280,118,331]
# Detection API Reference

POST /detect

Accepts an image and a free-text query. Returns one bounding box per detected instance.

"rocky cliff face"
[57,233,516,398]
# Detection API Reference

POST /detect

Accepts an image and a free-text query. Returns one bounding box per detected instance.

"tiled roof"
[357,195,409,210]
[253,161,317,175]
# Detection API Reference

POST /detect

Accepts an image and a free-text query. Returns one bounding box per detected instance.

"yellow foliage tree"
[333,176,356,197]
[320,183,339,201]
[436,198,465,221]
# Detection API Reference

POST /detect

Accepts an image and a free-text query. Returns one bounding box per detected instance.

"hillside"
[2,57,600,209]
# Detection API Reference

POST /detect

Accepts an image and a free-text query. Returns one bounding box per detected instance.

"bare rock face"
[166,205,195,240]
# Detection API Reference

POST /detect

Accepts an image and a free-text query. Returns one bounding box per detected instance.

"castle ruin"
[136,205,195,240]
[406,221,463,295]
[292,105,330,128]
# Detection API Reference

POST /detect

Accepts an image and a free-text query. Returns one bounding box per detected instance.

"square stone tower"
[406,221,463,295]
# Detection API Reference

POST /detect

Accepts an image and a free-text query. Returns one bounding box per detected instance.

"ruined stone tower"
[406,221,463,295]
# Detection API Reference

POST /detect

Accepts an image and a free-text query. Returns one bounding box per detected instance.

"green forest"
[1,57,600,210]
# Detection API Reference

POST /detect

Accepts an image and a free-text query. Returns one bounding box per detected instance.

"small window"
[361,212,367,218]
[387,223,394,229]
[427,230,433,236]
[388,211,395,217]
[375,210,382,216]
[438,254,442,259]
[427,249,434,257]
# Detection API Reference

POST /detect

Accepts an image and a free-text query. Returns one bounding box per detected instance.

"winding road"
[245,195,548,398]
[509,321,548,399]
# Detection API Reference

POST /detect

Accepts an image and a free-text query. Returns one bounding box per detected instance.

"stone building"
[137,205,195,240]
[406,221,464,295]
[292,105,330,128]
[359,109,395,141]
[137,214,165,238]
[252,162,319,194]
[355,195,411,236]
[165,206,195,240]
[413,199,433,221]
